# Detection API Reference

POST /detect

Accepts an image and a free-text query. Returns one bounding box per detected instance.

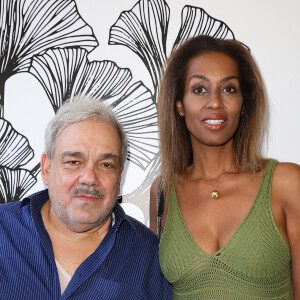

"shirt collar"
[112,202,137,232]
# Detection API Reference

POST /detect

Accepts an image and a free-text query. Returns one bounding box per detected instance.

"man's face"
[41,119,123,232]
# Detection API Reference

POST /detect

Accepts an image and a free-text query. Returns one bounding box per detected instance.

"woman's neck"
[188,140,237,181]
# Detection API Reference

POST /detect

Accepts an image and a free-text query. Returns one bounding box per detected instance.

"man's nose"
[78,165,99,186]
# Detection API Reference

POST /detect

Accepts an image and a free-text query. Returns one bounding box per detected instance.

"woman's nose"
[207,91,223,110]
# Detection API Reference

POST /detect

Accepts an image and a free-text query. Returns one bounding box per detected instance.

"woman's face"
[176,51,243,148]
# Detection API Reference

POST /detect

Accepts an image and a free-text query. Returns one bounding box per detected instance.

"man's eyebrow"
[62,151,85,158]
[61,152,121,161]
[99,153,121,161]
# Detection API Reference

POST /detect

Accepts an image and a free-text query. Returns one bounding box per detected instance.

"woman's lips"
[202,114,227,131]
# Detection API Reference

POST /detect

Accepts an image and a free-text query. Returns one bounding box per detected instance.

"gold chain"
[202,163,234,199]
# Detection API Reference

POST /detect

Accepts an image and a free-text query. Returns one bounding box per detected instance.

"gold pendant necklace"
[204,163,234,199]
[211,188,220,199]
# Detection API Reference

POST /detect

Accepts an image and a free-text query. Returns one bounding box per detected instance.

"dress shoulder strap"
[257,159,278,202]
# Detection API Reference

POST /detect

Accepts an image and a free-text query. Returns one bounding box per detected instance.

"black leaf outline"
[109,0,169,102]
[0,167,37,203]
[172,5,234,51]
[109,81,159,170]
[0,118,34,168]
[0,118,37,203]
[0,0,98,116]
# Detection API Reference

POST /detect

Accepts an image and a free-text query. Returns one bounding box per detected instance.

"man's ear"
[40,153,51,185]
[175,100,185,116]
[120,168,124,179]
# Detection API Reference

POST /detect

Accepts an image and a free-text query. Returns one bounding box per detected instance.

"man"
[0,97,172,299]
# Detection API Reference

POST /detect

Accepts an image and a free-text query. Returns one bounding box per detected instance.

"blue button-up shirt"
[0,189,172,299]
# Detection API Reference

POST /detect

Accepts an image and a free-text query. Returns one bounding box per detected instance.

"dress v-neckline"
[173,164,268,257]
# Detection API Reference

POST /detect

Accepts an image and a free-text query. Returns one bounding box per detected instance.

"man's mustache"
[73,186,105,198]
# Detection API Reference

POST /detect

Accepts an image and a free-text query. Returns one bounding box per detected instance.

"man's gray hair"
[45,97,127,167]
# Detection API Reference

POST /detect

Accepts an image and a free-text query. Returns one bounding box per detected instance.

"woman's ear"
[175,100,185,116]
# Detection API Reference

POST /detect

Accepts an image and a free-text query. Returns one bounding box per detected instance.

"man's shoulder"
[0,198,24,216]
[0,189,48,223]
[116,204,159,248]
[0,197,32,238]
[126,214,159,242]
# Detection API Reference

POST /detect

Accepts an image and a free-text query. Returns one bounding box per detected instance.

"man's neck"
[41,200,111,276]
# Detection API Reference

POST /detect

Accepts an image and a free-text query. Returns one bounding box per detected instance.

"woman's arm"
[274,163,300,298]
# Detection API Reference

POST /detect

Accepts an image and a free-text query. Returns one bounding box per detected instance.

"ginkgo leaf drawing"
[109,81,158,170]
[109,0,234,104]
[30,48,158,170]
[172,5,234,51]
[0,118,37,203]
[0,167,37,203]
[30,48,132,112]
[0,118,34,169]
[109,0,169,102]
[0,0,98,117]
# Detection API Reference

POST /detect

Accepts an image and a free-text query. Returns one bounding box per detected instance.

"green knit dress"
[159,160,292,299]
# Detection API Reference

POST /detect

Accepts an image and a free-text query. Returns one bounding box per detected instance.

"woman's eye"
[222,85,236,93]
[192,85,208,94]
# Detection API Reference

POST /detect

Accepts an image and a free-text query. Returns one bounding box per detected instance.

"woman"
[150,35,300,299]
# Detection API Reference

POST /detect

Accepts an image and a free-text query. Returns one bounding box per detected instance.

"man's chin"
[65,212,111,232]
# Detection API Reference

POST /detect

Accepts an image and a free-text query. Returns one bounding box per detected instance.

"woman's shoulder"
[273,161,300,180]
[272,161,300,205]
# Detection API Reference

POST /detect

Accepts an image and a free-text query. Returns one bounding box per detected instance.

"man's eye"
[101,162,115,169]
[192,85,208,94]
[66,160,80,165]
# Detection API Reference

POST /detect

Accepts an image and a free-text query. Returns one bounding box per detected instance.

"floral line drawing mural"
[0,0,98,115]
[0,0,97,203]
[0,0,234,223]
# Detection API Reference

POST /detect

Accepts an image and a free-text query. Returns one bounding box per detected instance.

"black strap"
[156,175,165,238]
[158,189,165,219]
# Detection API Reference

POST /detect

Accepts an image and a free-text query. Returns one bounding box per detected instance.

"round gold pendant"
[211,189,219,199]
